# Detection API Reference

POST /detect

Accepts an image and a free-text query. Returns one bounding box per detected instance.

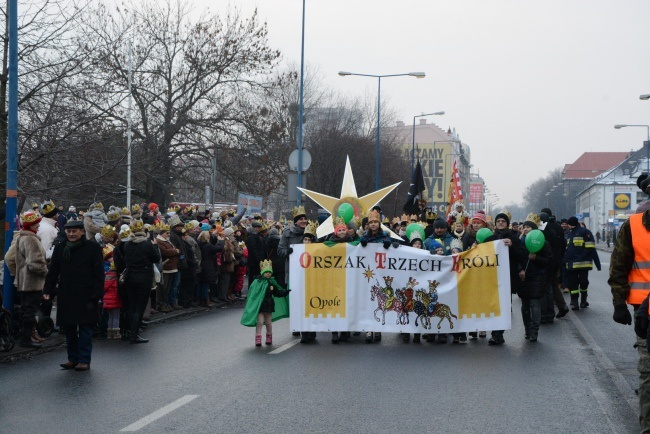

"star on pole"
[298,156,402,240]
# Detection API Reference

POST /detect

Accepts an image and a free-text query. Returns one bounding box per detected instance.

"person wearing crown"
[6,210,49,348]
[38,200,59,260]
[240,259,290,346]
[447,201,470,228]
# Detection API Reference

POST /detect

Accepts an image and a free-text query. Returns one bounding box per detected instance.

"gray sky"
[199,0,650,206]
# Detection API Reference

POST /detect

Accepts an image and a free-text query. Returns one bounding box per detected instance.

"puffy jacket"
[103,270,122,309]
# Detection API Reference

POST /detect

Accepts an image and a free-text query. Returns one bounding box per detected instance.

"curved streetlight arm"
[411,111,445,174]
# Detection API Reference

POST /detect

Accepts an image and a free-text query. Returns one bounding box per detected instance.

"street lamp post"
[411,111,445,175]
[615,123,650,174]
[339,71,425,190]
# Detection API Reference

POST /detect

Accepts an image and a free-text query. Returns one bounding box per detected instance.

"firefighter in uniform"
[610,173,650,432]
[564,216,601,310]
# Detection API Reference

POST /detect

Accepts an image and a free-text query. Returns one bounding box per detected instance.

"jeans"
[65,324,93,364]
[196,282,210,301]
[165,272,181,306]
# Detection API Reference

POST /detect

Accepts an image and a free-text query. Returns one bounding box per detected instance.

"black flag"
[403,159,426,215]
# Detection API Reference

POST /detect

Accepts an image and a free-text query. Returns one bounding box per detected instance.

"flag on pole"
[403,159,426,215]
[446,160,463,215]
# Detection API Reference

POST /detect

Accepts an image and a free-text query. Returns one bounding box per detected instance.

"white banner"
[289,240,511,333]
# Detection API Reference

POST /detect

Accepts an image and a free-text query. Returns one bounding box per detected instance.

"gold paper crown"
[500,209,512,223]
[400,213,409,223]
[455,216,466,226]
[392,217,400,225]
[100,224,116,238]
[368,209,381,223]
[31,203,39,209]
[41,200,56,215]
[121,207,131,216]
[426,211,438,221]
[119,227,131,239]
[106,207,121,222]
[260,259,273,274]
[253,212,262,219]
[334,217,346,228]
[304,221,317,238]
[292,206,306,219]
[92,202,104,210]
[130,219,144,232]
[153,220,170,232]
[20,210,40,225]
[144,223,153,232]
[524,212,541,227]
[227,208,236,216]
[102,244,114,260]
[131,204,141,214]
[381,216,389,224]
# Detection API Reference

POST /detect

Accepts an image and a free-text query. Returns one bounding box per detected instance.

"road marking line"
[120,395,199,432]
[269,339,301,354]
[568,312,637,412]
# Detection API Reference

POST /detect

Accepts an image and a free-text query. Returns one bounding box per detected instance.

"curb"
[0,300,236,363]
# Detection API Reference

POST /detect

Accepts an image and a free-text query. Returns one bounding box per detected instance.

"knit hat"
[429,239,443,251]
[471,212,487,226]
[495,212,510,226]
[148,203,159,211]
[433,218,447,229]
[223,227,235,237]
[567,216,579,227]
[200,223,211,232]
[260,259,273,275]
[20,210,42,228]
[69,205,76,212]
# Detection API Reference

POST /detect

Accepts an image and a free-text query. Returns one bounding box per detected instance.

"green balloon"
[338,203,354,223]
[525,229,545,253]
[405,223,425,240]
[476,228,493,244]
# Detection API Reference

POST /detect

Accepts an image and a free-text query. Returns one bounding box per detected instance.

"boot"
[107,329,114,340]
[265,333,272,345]
[255,335,262,347]
[113,328,122,340]
[580,293,589,309]
[365,332,374,343]
[31,327,45,342]
[402,333,410,343]
[374,332,382,342]
[570,294,580,310]
[413,334,421,343]
[331,332,340,344]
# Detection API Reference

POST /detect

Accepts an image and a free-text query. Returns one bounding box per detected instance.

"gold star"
[298,156,401,239]
[363,267,375,283]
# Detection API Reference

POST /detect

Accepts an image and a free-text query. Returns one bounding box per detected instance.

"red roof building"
[563,152,630,180]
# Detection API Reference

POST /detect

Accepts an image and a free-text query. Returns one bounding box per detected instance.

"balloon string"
[524,258,530,273]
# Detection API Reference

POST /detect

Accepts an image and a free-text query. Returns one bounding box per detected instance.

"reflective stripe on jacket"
[627,213,650,305]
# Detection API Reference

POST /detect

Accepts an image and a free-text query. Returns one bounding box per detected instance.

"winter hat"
[223,227,235,238]
[471,212,488,226]
[269,228,279,237]
[637,173,648,190]
[20,210,42,228]
[567,216,579,227]
[539,212,550,223]
[119,225,132,240]
[495,212,510,226]
[200,223,211,232]
[334,217,348,234]
[560,218,568,224]
[69,205,76,212]
[346,220,357,231]
[540,207,553,216]
[148,203,159,211]
[639,174,650,194]
[433,218,447,229]
[429,239,443,251]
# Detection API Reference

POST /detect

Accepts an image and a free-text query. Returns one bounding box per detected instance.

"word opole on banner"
[289,240,511,334]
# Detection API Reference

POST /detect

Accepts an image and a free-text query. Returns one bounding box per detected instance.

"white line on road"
[120,395,199,432]
[269,339,302,354]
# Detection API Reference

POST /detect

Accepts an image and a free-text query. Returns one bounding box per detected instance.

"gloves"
[360,240,368,247]
[288,247,294,255]
[391,241,400,248]
[613,304,632,325]
[383,240,391,249]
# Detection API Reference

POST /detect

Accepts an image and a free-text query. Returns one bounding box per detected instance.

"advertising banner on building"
[288,240,512,334]
[470,183,483,206]
[613,193,631,211]
[403,142,453,214]
[238,192,263,215]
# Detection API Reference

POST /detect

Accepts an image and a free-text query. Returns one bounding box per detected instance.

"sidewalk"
[595,241,614,254]
[1,299,237,363]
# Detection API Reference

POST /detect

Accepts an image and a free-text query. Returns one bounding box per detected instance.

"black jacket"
[44,238,104,326]
[517,240,553,299]
[114,235,161,286]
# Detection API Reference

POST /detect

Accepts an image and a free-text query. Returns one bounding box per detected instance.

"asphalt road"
[0,250,641,433]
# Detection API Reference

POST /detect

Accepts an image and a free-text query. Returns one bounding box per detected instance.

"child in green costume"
[240,259,290,346]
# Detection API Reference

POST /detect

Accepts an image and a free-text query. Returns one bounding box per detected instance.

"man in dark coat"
[43,220,104,371]
[245,221,266,283]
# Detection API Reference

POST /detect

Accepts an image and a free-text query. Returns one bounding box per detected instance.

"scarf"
[63,239,85,261]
